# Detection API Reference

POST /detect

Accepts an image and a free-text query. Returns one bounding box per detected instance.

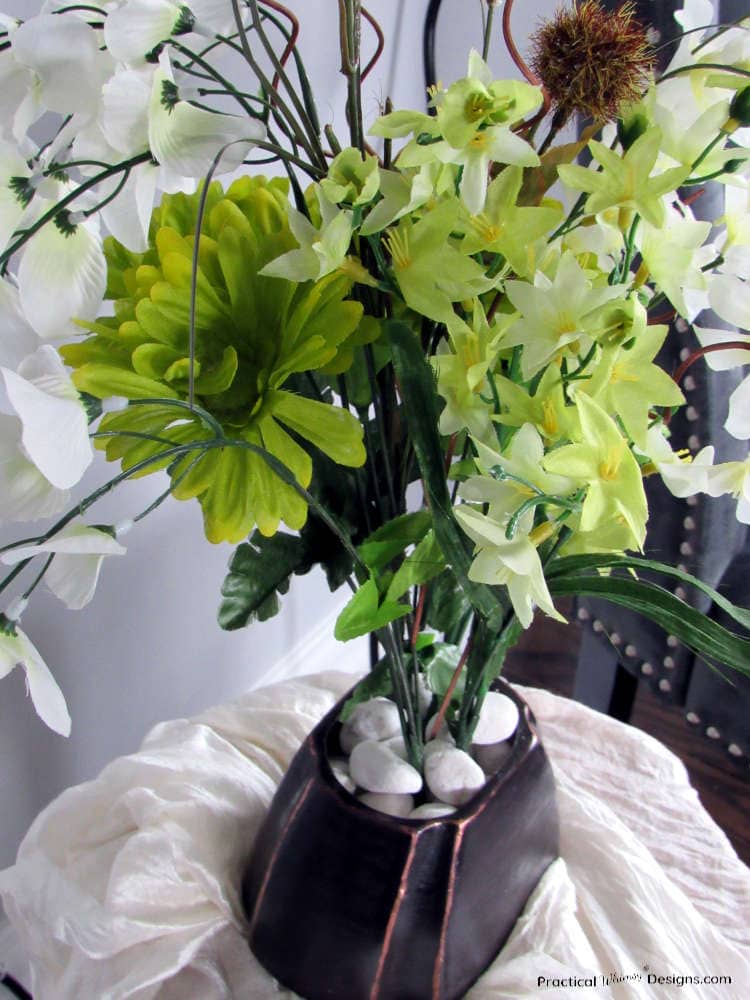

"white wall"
[0,0,554,874]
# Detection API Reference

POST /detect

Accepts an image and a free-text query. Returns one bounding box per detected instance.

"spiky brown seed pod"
[530,0,654,124]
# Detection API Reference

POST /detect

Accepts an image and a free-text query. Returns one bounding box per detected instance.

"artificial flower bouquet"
[0,0,749,778]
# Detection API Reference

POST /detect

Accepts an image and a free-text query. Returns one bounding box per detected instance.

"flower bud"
[616,109,649,150]
[728,87,750,127]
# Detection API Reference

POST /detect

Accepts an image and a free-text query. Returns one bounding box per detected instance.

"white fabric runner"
[1,671,748,999]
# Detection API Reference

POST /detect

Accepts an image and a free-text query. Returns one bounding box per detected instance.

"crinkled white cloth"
[1,671,749,1000]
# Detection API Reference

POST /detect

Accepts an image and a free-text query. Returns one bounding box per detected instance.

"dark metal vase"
[242,680,559,1000]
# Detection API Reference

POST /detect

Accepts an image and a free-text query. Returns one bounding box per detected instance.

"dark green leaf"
[387,320,507,631]
[218,532,304,630]
[334,578,411,641]
[546,552,750,632]
[425,570,472,642]
[549,574,750,674]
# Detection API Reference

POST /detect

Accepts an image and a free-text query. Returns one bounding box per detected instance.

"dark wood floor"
[502,613,750,866]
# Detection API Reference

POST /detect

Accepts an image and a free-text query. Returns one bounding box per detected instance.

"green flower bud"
[617,109,649,150]
[729,87,750,127]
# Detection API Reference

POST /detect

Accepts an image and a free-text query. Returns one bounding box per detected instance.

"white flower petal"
[0,413,70,521]
[148,52,266,178]
[726,375,750,441]
[18,218,106,340]
[101,162,158,252]
[12,14,108,116]
[44,553,106,610]
[709,273,750,330]
[0,279,39,370]
[101,67,152,155]
[1,345,92,489]
[17,629,71,736]
[105,0,182,64]
[694,326,750,371]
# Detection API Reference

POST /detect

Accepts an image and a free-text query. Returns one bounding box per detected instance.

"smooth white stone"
[474,740,513,776]
[471,692,519,745]
[424,738,453,759]
[349,740,423,795]
[358,792,415,817]
[417,674,434,717]
[424,746,485,806]
[409,802,457,820]
[329,757,356,794]
[340,697,401,753]
[424,714,456,744]
[385,734,408,760]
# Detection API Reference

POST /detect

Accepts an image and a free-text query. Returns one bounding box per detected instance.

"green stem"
[482,1,497,61]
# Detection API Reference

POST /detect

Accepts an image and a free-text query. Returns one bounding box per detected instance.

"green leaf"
[218,532,305,630]
[386,530,446,601]
[424,643,465,701]
[546,552,750,632]
[334,578,411,641]
[424,570,472,642]
[359,510,432,570]
[340,658,394,722]
[387,320,507,630]
[548,574,750,674]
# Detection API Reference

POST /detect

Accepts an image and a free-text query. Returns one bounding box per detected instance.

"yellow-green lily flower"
[320,148,380,207]
[583,315,685,449]
[558,127,689,228]
[492,365,577,444]
[459,166,563,278]
[503,251,624,378]
[543,393,647,551]
[436,50,542,145]
[432,303,505,442]
[384,198,493,324]
[455,503,563,628]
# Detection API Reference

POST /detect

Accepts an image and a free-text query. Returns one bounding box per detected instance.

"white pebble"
[349,740,423,795]
[424,738,453,758]
[358,792,414,817]
[424,746,486,806]
[471,692,519,745]
[385,734,408,760]
[424,714,456,744]
[409,802,457,820]
[329,757,356,794]
[416,674,434,717]
[473,740,513,776]
[340,697,402,753]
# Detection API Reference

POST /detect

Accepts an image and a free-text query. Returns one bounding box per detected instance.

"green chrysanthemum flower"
[61,176,366,543]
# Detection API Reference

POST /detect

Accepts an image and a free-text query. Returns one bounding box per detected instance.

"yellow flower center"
[469,130,491,151]
[465,92,492,123]
[599,443,624,481]
[385,227,412,270]
[541,397,559,437]
[472,212,503,243]
[610,362,637,383]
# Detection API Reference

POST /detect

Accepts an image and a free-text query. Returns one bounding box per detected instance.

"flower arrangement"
[0,0,748,780]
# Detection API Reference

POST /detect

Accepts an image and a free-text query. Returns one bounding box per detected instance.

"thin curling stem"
[246,0,327,168]
[502,0,541,87]
[228,0,319,166]
[258,0,300,90]
[361,6,385,80]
